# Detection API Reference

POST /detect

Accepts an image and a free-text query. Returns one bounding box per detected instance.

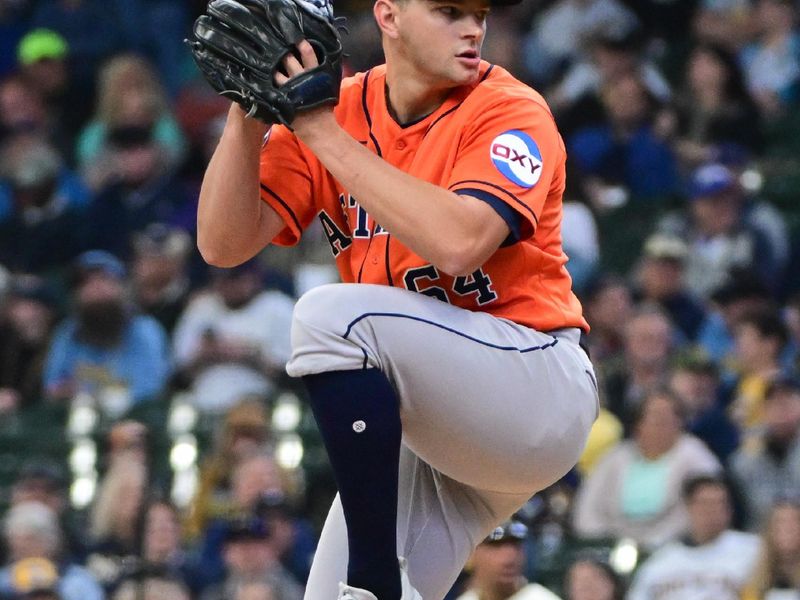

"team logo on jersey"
[489,130,543,188]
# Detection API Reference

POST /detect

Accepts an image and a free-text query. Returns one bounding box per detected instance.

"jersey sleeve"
[447,97,566,242]
[259,124,318,246]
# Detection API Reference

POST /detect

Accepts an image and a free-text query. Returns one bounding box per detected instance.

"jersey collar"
[374,61,491,137]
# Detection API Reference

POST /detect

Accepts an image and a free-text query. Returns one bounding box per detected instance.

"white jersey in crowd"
[457,582,562,600]
[172,289,295,413]
[626,530,760,600]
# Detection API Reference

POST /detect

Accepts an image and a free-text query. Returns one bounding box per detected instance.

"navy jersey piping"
[423,103,463,139]
[260,183,302,232]
[361,69,382,156]
[384,234,394,286]
[421,66,494,139]
[343,311,559,353]
[356,70,384,284]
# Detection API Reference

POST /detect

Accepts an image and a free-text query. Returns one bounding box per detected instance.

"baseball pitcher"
[188,0,599,598]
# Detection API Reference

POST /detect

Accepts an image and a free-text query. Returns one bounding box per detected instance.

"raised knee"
[292,283,357,336]
[288,284,375,376]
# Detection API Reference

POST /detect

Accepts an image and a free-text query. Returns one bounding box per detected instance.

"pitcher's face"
[394,0,489,88]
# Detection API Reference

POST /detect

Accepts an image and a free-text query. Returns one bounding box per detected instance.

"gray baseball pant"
[286,283,598,600]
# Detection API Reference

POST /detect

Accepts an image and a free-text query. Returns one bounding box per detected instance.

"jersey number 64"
[403,265,498,306]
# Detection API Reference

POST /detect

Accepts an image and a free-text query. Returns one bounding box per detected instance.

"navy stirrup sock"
[302,368,402,600]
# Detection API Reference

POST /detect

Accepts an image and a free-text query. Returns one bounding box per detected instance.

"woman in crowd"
[572,388,721,550]
[76,54,186,190]
[664,43,761,168]
[186,398,271,539]
[742,500,800,599]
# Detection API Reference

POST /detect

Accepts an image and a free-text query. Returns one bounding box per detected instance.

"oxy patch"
[489,130,543,188]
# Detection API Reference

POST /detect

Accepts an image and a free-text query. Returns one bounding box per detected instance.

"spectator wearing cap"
[668,352,740,461]
[0,135,92,273]
[632,233,706,342]
[29,0,129,104]
[16,29,83,147]
[42,250,170,410]
[0,502,103,600]
[5,557,62,600]
[731,374,800,530]
[199,516,302,600]
[718,155,791,284]
[563,556,623,600]
[572,389,721,550]
[456,520,562,600]
[172,258,294,414]
[131,223,192,334]
[0,276,58,411]
[657,162,781,299]
[626,475,760,600]
[16,30,68,95]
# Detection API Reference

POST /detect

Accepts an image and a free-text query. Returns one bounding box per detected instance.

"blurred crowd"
[2,0,800,599]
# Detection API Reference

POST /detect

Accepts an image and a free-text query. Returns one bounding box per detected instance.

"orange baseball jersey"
[259,61,588,332]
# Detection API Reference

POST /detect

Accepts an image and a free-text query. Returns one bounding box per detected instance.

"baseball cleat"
[336,558,422,600]
[399,557,423,600]
[337,581,377,600]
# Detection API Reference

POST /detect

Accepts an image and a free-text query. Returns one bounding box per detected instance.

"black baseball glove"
[188,0,344,127]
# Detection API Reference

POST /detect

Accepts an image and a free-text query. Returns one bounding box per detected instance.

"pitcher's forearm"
[197,105,272,266]
[297,117,509,275]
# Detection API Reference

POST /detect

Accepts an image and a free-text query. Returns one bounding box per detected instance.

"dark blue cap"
[688,163,737,200]
[484,520,528,543]
[74,250,126,280]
